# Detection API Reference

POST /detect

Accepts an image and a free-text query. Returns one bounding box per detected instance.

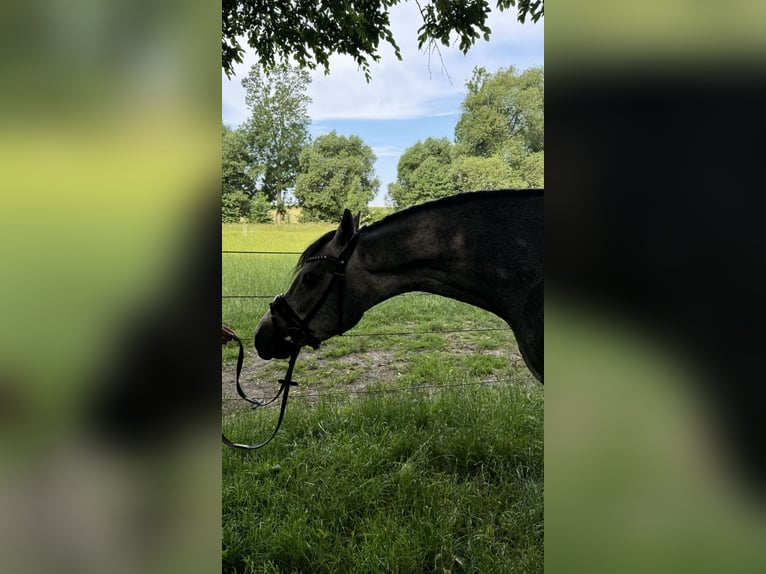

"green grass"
[223,384,543,573]
[222,222,543,573]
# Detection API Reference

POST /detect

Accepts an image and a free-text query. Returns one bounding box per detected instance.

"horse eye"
[302,272,318,288]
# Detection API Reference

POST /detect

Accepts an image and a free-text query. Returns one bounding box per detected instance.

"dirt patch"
[222,338,532,414]
[222,348,403,411]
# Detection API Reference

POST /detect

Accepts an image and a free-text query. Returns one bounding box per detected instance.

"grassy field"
[222,223,543,573]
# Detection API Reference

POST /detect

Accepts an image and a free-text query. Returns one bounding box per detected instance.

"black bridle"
[222,234,360,450]
[269,233,360,350]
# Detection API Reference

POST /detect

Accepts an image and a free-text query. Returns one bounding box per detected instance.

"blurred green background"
[546,1,766,573]
[547,0,766,66]
[0,1,220,573]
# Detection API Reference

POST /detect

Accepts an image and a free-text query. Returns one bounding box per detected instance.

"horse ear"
[353,212,361,231]
[335,209,356,244]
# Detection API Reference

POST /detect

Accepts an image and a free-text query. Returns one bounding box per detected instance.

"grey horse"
[255,189,543,382]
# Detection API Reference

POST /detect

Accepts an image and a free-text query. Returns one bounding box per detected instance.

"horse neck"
[350,205,503,314]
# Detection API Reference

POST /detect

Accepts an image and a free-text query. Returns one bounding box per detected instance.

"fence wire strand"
[223,250,302,255]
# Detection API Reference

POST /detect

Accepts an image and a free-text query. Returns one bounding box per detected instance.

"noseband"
[270,233,360,350]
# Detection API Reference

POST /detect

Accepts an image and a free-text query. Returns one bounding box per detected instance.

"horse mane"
[295,189,542,272]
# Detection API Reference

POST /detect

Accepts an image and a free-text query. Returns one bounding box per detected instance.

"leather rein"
[221,327,299,450]
[222,233,360,450]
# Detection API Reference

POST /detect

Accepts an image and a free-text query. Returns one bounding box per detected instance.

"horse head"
[254,209,361,360]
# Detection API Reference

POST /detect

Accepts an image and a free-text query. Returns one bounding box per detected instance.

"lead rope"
[222,325,299,450]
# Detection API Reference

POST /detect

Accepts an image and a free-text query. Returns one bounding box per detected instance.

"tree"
[294,131,379,223]
[386,137,453,209]
[223,1,544,79]
[248,193,274,223]
[222,190,251,223]
[222,122,265,222]
[241,64,311,222]
[222,123,257,197]
[449,155,518,194]
[497,138,544,187]
[455,66,544,157]
[453,66,543,189]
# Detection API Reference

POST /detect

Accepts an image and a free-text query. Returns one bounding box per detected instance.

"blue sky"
[222,3,543,206]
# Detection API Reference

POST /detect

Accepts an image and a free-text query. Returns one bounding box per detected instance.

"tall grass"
[222,222,543,573]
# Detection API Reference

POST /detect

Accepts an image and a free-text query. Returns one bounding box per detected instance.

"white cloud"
[371,145,403,158]
[221,4,543,126]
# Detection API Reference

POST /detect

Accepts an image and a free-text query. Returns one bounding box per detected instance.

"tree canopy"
[455,65,544,156]
[387,66,543,209]
[223,0,544,79]
[294,131,379,223]
[387,137,453,208]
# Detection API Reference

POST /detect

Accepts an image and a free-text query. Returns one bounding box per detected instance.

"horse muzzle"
[254,315,294,360]
[254,297,320,360]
